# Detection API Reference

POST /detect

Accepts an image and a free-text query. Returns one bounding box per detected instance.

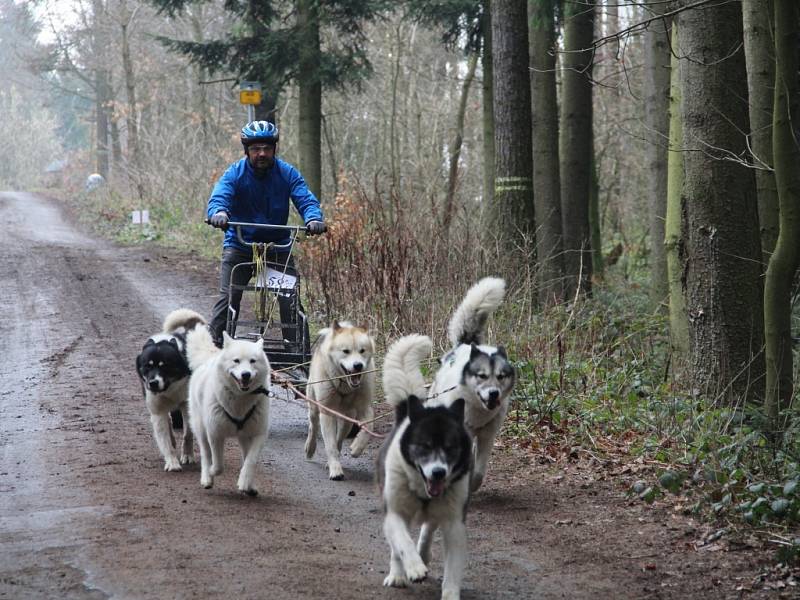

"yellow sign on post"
[239,81,262,105]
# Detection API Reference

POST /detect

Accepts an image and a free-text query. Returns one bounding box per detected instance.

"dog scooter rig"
[209,220,312,387]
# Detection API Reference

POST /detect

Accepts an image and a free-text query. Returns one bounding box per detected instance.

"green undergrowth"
[61,186,221,259]
[503,270,800,545]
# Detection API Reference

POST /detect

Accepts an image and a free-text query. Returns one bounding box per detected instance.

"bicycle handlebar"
[204,218,306,232]
[205,219,305,250]
[227,221,307,232]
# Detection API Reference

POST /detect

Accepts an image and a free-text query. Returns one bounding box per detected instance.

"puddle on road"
[1,505,114,536]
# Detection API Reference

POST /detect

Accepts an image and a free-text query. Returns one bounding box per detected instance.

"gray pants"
[209,247,309,351]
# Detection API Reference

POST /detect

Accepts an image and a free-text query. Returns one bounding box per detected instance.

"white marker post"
[131,210,150,225]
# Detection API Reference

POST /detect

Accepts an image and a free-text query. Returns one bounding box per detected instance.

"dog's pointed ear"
[255,337,265,351]
[332,320,342,331]
[450,398,466,422]
[495,345,508,359]
[470,343,482,359]
[222,331,233,346]
[407,395,424,422]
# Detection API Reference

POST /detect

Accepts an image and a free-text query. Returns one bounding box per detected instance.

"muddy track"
[0,192,777,599]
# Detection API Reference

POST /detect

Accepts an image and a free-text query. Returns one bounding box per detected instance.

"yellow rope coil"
[252,242,266,321]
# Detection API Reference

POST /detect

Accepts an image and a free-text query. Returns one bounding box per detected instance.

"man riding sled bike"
[206,120,327,352]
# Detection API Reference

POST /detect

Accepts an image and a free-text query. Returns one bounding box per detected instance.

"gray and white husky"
[186,328,271,495]
[428,277,516,492]
[377,334,472,600]
[304,321,376,480]
[136,308,206,471]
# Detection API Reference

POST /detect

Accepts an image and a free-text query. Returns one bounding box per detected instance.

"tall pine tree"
[151,0,385,196]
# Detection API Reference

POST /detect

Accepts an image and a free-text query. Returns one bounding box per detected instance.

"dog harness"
[219,387,270,430]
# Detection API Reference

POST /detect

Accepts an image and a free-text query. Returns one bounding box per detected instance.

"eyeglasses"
[248,144,275,154]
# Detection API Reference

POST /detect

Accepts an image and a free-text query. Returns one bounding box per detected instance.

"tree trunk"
[443,51,478,234]
[560,0,595,296]
[644,7,671,307]
[188,8,210,137]
[589,150,603,277]
[529,0,564,305]
[389,21,404,195]
[666,24,689,362]
[482,0,495,206]
[297,0,322,197]
[490,0,536,246]
[321,114,339,198]
[92,0,109,179]
[764,0,800,424]
[119,0,142,198]
[743,0,778,264]
[110,109,122,169]
[678,2,765,405]
[244,0,277,125]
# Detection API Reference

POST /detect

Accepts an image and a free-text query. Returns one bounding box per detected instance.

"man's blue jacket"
[207,157,323,251]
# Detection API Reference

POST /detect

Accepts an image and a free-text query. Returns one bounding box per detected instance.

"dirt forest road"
[0,192,780,600]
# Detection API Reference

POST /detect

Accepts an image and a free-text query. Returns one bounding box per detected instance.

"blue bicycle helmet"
[241,120,279,146]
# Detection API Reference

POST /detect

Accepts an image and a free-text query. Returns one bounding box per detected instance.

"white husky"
[186,329,271,495]
[304,321,376,480]
[428,277,516,492]
[378,334,472,600]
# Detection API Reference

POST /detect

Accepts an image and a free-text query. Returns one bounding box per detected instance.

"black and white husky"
[428,277,516,492]
[377,334,472,600]
[136,308,206,471]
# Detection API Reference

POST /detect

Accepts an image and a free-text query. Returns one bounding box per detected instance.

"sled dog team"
[136,277,516,600]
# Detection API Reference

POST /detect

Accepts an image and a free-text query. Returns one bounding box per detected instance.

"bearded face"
[246,143,276,171]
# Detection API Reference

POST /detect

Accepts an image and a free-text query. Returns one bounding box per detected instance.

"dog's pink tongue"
[427,479,446,498]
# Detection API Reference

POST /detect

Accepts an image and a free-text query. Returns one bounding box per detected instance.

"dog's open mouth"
[424,477,446,498]
[343,368,362,388]
[484,398,499,410]
[481,392,502,411]
[232,374,253,392]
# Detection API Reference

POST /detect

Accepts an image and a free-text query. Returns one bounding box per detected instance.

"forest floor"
[0,191,796,599]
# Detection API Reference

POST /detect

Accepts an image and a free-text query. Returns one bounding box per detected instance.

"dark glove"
[306,220,327,236]
[209,212,229,230]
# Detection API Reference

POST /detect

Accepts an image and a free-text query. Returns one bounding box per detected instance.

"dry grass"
[300,174,538,352]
